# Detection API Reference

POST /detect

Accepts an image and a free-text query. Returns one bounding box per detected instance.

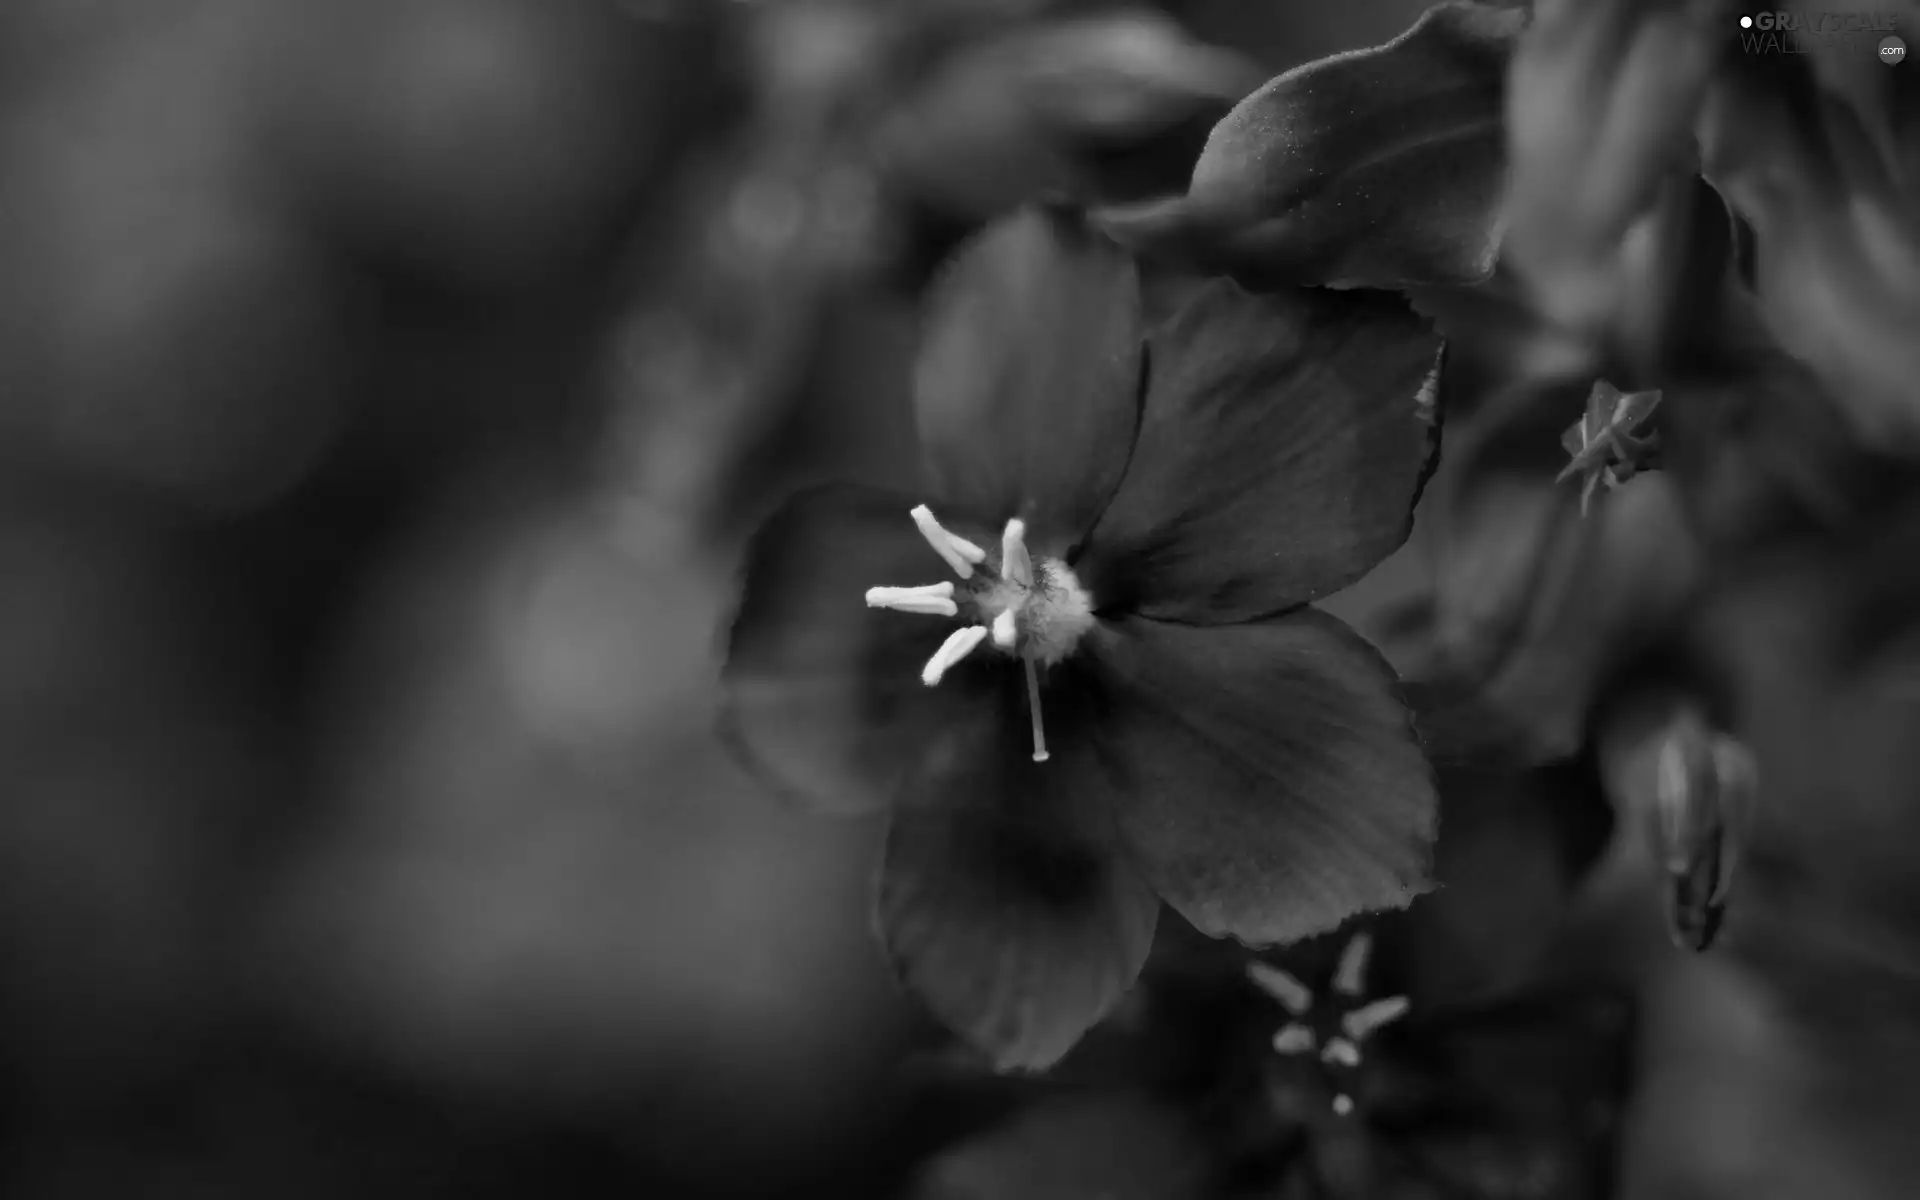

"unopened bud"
[1651,711,1757,952]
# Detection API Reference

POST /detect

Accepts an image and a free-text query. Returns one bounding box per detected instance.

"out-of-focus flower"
[1500,0,1732,386]
[874,8,1266,221]
[1698,13,1920,456]
[1097,2,1525,291]
[908,745,1635,1199]
[723,206,1445,1069]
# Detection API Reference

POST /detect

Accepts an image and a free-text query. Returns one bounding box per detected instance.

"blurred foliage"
[2,0,1920,1198]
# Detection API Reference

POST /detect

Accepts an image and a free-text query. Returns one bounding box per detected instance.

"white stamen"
[1320,1037,1361,1068]
[1247,963,1314,1015]
[1271,1023,1316,1055]
[922,625,988,686]
[1332,1094,1354,1117]
[1024,658,1048,762]
[1333,932,1373,996]
[1342,995,1410,1041]
[910,505,986,578]
[991,606,1018,649]
[865,583,958,616]
[1000,518,1033,589]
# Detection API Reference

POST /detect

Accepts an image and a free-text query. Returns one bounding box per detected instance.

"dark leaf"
[721,483,993,815]
[1080,280,1441,624]
[878,667,1161,1071]
[1086,608,1436,947]
[1098,2,1524,290]
[914,208,1144,552]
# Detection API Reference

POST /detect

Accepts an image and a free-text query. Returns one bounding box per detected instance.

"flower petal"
[914,207,1145,552]
[1079,279,1441,624]
[878,669,1161,1071]
[1087,608,1437,946]
[720,483,989,816]
[1096,1,1523,291]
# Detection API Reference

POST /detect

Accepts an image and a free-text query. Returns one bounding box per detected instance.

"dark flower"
[722,206,1445,1069]
[907,745,1636,1199]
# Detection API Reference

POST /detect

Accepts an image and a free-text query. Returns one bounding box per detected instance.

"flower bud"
[1650,709,1757,952]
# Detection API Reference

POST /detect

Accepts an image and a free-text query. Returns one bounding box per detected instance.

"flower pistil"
[863,504,1094,763]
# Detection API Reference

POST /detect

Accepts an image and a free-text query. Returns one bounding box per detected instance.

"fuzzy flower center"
[862,504,1094,763]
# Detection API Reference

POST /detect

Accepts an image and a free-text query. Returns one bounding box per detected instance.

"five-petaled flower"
[722,205,1445,1070]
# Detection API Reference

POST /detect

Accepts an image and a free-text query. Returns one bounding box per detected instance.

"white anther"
[1024,658,1049,762]
[1000,518,1033,589]
[1341,995,1410,1041]
[1332,1094,1354,1117]
[910,505,985,578]
[1333,932,1373,996]
[1247,963,1314,1015]
[991,606,1018,649]
[865,583,958,617]
[1271,1023,1316,1055]
[1321,1037,1361,1068]
[921,625,988,686]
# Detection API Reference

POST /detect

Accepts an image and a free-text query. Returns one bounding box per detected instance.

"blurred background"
[0,1,1910,1197]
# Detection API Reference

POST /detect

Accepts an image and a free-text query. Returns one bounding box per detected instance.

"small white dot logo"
[1882,35,1907,65]
[1740,14,1753,27]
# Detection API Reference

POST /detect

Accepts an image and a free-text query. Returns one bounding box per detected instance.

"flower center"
[862,504,1094,763]
[1247,932,1410,1118]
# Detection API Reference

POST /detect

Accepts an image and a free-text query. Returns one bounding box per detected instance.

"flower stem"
[1024,658,1049,762]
